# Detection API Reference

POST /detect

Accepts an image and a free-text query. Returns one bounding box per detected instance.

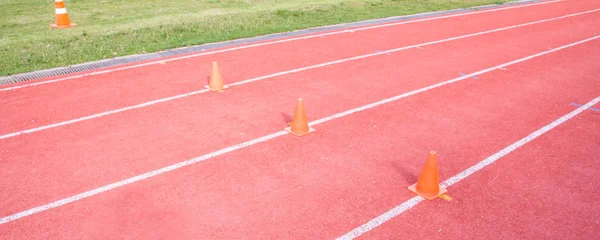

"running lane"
[357,105,600,240]
[1,0,599,133]
[1,9,599,220]
[1,30,598,239]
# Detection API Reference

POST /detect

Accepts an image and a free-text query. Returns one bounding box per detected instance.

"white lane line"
[0,89,209,140]
[0,0,563,92]
[336,95,600,240]
[1,34,596,226]
[2,9,598,141]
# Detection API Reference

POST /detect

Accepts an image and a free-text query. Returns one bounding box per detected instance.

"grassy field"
[0,0,508,76]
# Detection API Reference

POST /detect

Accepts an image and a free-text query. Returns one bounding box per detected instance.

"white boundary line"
[2,8,598,141]
[336,95,600,240]
[0,0,563,92]
[1,34,597,226]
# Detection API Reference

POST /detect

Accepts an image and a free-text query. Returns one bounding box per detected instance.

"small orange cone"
[205,62,228,91]
[408,151,447,200]
[50,0,76,29]
[285,98,315,136]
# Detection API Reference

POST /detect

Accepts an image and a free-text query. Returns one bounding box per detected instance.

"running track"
[1,0,600,239]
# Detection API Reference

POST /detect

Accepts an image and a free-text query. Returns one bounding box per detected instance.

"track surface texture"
[1,0,599,239]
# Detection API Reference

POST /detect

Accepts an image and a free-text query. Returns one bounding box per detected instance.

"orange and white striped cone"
[51,0,76,29]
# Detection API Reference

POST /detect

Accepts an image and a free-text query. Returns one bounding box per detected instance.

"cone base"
[284,126,315,136]
[204,84,229,91]
[50,23,77,29]
[408,183,447,200]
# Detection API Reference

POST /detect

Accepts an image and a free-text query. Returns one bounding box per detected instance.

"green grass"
[0,0,508,76]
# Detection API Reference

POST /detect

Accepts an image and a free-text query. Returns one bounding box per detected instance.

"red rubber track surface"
[1,0,599,239]
[363,107,600,240]
[0,0,596,133]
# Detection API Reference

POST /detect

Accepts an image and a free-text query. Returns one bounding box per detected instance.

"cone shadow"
[280,112,292,125]
[391,161,419,183]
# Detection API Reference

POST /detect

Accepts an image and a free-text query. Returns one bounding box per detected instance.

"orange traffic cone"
[408,151,447,200]
[205,62,228,91]
[51,0,76,29]
[285,98,315,136]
